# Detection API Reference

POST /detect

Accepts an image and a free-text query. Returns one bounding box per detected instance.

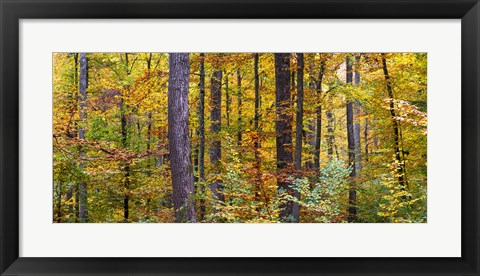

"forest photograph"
[53,52,427,223]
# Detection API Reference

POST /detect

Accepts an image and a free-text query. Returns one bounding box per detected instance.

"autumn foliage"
[53,53,427,223]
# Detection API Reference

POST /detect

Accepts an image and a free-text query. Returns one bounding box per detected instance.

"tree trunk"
[55,182,62,222]
[210,69,224,202]
[78,53,88,222]
[314,60,325,169]
[353,55,362,176]
[146,54,154,166]
[292,53,304,222]
[237,69,242,146]
[294,54,304,172]
[73,53,79,114]
[121,53,131,222]
[225,73,230,127]
[364,118,369,162]
[326,109,334,158]
[306,120,316,168]
[291,70,296,104]
[381,53,407,190]
[253,54,262,200]
[274,53,294,222]
[120,99,130,222]
[168,53,197,223]
[66,53,79,220]
[346,55,357,222]
[198,53,206,220]
[193,131,199,182]
[305,61,316,169]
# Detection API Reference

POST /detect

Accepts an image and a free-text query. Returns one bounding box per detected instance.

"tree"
[274,53,294,221]
[210,68,224,202]
[294,54,304,172]
[381,53,406,190]
[305,60,317,169]
[198,53,206,220]
[225,72,231,127]
[326,108,335,158]
[168,53,196,223]
[292,53,304,222]
[146,53,154,159]
[237,69,242,146]
[346,55,357,222]
[121,53,131,222]
[253,53,262,200]
[364,118,369,161]
[314,58,326,169]
[64,53,79,221]
[353,55,362,175]
[78,53,88,222]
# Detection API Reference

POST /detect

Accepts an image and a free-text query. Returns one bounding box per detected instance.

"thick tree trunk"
[237,69,242,146]
[346,56,357,222]
[210,69,224,202]
[381,53,407,190]
[168,53,197,223]
[274,53,294,221]
[292,53,304,222]
[78,53,88,222]
[198,53,206,220]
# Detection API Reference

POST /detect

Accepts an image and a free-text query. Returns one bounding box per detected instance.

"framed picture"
[1,0,478,275]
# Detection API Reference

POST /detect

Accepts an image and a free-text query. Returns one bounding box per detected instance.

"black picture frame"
[1,0,478,275]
